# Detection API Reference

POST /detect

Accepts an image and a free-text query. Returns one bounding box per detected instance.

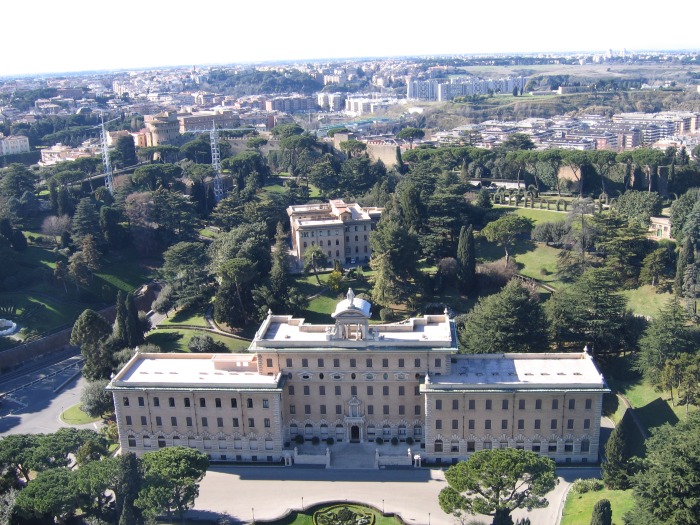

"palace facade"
[107,291,608,465]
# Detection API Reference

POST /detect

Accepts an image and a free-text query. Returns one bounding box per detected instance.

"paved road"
[190,465,601,525]
[0,355,92,436]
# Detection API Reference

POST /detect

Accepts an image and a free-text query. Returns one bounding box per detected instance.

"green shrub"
[571,478,604,494]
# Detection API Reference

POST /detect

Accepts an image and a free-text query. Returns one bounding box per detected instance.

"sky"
[2,0,699,77]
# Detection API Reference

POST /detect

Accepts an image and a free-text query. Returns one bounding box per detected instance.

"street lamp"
[252,508,255,524]
[428,513,431,525]
[302,497,304,510]
[382,499,384,513]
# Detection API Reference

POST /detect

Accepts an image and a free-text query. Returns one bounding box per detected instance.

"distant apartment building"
[408,77,528,101]
[264,96,317,113]
[317,93,346,112]
[0,134,30,156]
[288,199,383,266]
[613,112,700,141]
[39,143,96,166]
[178,110,241,133]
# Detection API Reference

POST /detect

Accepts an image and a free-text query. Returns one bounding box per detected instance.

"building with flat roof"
[108,291,608,466]
[287,199,383,267]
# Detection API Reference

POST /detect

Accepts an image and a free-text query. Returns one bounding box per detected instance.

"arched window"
[249,438,258,450]
[434,439,443,452]
[158,436,166,448]
[413,425,422,437]
[265,438,273,450]
[383,424,391,437]
[532,440,541,452]
[320,424,329,438]
[581,439,590,452]
[367,425,376,438]
[398,425,406,436]
[290,424,298,436]
[305,423,313,437]
[450,439,459,452]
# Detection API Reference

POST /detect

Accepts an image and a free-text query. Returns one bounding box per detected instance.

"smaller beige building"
[648,216,672,240]
[0,134,30,156]
[288,199,382,267]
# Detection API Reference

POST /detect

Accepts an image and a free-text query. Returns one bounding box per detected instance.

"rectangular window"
[452,419,459,430]
[231,398,238,408]
[303,385,310,396]
[171,416,177,426]
[567,419,574,430]
[335,386,341,396]
[549,441,557,453]
[535,399,542,410]
[398,358,405,368]
[155,416,162,426]
[215,398,222,408]
[247,399,253,409]
[266,358,273,368]
[383,386,389,396]
[169,397,175,408]
[199,398,206,408]
[501,419,508,430]
[125,415,132,425]
[289,386,295,395]
[202,417,208,427]
[502,399,509,410]
[399,386,405,396]
[336,405,342,415]
[351,386,357,396]
[319,385,326,396]
[333,358,340,368]
[319,404,326,414]
[415,405,421,415]
[318,358,324,368]
[217,417,224,428]
[568,399,576,410]
[289,405,296,414]
[286,358,293,367]
[368,405,374,415]
[585,399,592,410]
[263,399,269,409]
[468,399,475,410]
[186,417,193,427]
[153,397,160,407]
[552,399,559,410]
[414,386,420,396]
[367,386,373,396]
[551,419,558,430]
[128,436,136,447]
[382,358,389,368]
[467,441,475,452]
[485,419,491,430]
[435,420,442,430]
[383,405,390,415]
[302,358,308,368]
[138,397,144,407]
[452,400,459,410]
[484,441,492,450]
[518,399,525,410]
[485,400,492,410]
[366,358,373,368]
[350,358,356,368]
[123,397,130,407]
[233,418,239,427]
[264,418,271,428]
[532,441,541,452]
[140,416,147,425]
[518,419,524,430]
[399,405,405,415]
[436,399,442,410]
[468,419,475,430]
[435,358,441,368]
[584,419,591,429]
[534,419,541,430]
[415,358,421,367]
[248,418,255,428]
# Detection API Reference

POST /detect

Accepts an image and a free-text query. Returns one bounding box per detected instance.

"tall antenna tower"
[209,122,224,202]
[99,114,114,194]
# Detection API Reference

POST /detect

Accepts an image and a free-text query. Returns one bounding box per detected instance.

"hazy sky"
[2,0,698,77]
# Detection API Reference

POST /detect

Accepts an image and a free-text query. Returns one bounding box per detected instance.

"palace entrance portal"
[350,425,360,442]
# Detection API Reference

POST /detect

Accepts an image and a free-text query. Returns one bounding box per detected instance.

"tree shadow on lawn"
[636,397,679,431]
[477,237,537,264]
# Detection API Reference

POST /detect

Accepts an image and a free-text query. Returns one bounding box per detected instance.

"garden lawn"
[60,404,100,425]
[494,205,567,224]
[158,305,209,327]
[620,285,672,319]
[145,328,250,353]
[0,292,86,339]
[561,488,635,525]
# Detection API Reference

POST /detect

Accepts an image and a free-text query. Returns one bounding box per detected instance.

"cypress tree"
[602,412,633,489]
[590,499,612,525]
[113,290,127,345]
[675,236,693,296]
[457,225,477,294]
[124,292,143,348]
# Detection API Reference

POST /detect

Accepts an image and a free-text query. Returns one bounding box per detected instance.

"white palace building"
[107,290,608,465]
